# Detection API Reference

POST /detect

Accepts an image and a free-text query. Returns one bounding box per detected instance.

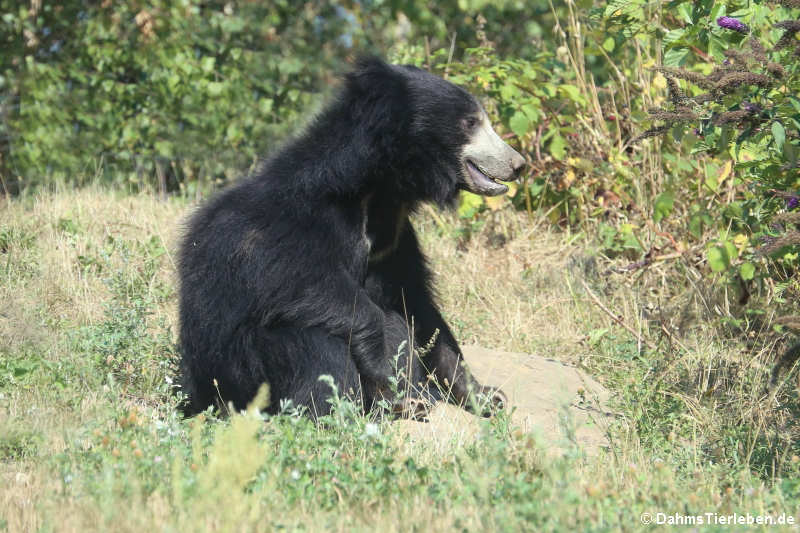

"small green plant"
[70,234,178,402]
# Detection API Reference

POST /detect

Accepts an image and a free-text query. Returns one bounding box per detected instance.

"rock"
[393,345,614,454]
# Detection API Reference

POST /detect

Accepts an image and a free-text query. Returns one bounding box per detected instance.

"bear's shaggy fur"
[178,58,524,418]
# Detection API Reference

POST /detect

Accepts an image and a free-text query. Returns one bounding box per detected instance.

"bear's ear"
[345,56,404,96]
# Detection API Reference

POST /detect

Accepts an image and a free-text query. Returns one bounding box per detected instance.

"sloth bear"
[178,57,525,418]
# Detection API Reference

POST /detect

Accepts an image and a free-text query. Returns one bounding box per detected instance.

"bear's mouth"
[463,160,509,196]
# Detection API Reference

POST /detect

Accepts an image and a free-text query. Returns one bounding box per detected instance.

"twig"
[606,251,683,275]
[0,171,10,201]
[580,279,657,351]
[424,36,431,71]
[689,45,711,61]
[422,204,448,231]
[443,32,457,80]
[532,298,587,315]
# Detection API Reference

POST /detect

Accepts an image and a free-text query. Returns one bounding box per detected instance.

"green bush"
[2,1,362,191]
[629,0,800,328]
[0,1,546,193]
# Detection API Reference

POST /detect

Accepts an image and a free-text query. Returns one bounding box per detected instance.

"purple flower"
[742,102,761,113]
[717,16,749,33]
[788,196,799,210]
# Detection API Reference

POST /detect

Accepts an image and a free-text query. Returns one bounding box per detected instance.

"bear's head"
[345,57,526,206]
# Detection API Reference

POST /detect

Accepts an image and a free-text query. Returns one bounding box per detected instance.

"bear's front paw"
[391,396,431,421]
[477,386,507,417]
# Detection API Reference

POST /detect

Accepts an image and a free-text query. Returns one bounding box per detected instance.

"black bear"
[178,57,525,418]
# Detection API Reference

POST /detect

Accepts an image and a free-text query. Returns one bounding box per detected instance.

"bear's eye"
[463,117,479,130]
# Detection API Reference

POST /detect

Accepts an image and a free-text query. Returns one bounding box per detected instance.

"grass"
[1,187,799,531]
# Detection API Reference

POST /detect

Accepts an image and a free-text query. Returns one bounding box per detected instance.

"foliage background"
[1,1,543,192]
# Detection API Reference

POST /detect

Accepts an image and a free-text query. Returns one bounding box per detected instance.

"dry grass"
[417,212,588,356]
[0,186,182,328]
[0,186,590,361]
[1,188,185,532]
[1,188,799,532]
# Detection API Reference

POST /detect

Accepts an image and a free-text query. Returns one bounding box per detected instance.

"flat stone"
[393,345,614,454]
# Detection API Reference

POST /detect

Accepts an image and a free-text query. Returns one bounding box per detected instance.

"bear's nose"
[511,151,526,180]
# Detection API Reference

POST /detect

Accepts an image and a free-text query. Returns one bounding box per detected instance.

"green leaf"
[549,134,567,160]
[521,104,539,123]
[225,123,242,143]
[588,328,609,346]
[788,96,800,114]
[708,34,727,62]
[603,0,629,18]
[500,83,520,102]
[677,3,693,25]
[723,240,738,261]
[207,81,224,97]
[602,37,615,52]
[689,214,704,239]
[709,3,725,21]
[707,246,729,272]
[528,179,546,196]
[201,56,216,73]
[663,47,689,67]
[662,29,685,49]
[509,112,530,138]
[619,223,643,251]
[458,191,484,219]
[704,173,719,193]
[740,262,755,281]
[559,84,586,106]
[258,98,274,114]
[154,140,173,158]
[771,121,785,152]
[653,191,674,223]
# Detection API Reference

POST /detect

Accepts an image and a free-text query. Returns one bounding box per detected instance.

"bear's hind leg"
[259,327,363,419]
[186,326,363,419]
